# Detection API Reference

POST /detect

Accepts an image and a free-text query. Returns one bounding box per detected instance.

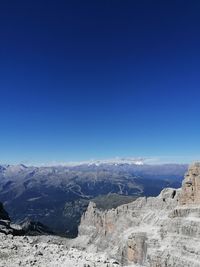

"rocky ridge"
[77,162,200,266]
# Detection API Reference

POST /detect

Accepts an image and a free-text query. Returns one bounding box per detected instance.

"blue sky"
[0,0,200,164]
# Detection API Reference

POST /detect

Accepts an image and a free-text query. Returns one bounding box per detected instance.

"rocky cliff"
[77,163,200,266]
[179,162,200,205]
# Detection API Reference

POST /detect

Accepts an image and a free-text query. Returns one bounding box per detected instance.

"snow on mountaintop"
[51,158,145,167]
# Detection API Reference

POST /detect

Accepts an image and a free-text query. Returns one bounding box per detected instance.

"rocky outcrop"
[122,233,147,265]
[179,162,200,205]
[77,163,200,266]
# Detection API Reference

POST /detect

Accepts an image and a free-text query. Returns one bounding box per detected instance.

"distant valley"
[0,161,187,237]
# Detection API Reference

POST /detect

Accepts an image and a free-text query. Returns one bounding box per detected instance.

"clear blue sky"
[0,0,200,164]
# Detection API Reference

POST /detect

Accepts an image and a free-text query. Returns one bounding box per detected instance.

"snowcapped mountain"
[85,157,145,166]
[49,157,145,167]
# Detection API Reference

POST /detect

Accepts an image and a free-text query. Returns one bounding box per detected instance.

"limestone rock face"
[77,163,200,266]
[179,162,200,205]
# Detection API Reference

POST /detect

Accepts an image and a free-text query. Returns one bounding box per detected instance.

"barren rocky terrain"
[0,234,122,267]
[0,163,199,267]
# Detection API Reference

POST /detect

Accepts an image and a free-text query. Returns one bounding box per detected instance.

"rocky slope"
[0,234,121,267]
[77,162,200,266]
[0,203,122,267]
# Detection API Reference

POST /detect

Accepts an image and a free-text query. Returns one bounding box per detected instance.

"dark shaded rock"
[0,202,54,236]
[0,202,10,221]
[20,219,54,236]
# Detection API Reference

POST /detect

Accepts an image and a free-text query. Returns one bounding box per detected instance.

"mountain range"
[0,161,187,236]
